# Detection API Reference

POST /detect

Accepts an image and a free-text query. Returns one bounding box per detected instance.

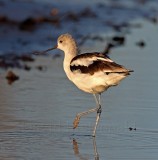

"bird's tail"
[126,69,134,75]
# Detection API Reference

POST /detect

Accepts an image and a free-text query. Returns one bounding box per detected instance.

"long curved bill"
[33,45,57,55]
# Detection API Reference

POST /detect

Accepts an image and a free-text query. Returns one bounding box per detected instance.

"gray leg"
[92,94,102,137]
[73,94,100,129]
[73,107,98,129]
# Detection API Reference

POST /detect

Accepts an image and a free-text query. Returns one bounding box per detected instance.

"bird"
[36,33,133,137]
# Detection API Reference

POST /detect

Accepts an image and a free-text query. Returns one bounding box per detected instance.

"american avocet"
[37,33,133,137]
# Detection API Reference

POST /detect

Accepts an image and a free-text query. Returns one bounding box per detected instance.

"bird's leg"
[73,107,98,129]
[73,94,102,131]
[93,137,99,160]
[92,94,102,137]
[73,93,101,129]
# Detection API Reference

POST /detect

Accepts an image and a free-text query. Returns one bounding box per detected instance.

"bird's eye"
[59,40,63,43]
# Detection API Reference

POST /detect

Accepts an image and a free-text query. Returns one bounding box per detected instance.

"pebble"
[6,70,19,84]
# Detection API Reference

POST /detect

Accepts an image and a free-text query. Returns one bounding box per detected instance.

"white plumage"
[45,33,133,136]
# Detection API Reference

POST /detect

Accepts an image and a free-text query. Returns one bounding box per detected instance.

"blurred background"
[0,0,158,160]
[0,0,158,54]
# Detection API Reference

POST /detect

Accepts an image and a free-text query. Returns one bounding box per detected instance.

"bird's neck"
[63,46,78,80]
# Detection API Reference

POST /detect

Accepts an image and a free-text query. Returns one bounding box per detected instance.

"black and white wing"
[70,52,133,75]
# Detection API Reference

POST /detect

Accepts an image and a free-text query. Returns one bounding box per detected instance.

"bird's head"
[57,33,77,52]
[34,33,78,55]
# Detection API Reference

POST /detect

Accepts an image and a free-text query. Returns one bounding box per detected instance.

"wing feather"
[70,52,132,75]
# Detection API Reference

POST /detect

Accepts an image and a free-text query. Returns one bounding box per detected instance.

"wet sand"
[0,19,158,159]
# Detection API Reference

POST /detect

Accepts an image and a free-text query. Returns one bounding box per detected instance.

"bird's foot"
[73,116,80,129]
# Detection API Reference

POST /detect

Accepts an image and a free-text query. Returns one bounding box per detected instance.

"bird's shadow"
[72,137,99,160]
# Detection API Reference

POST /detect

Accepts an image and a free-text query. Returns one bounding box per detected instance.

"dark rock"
[6,70,19,84]
[35,16,60,27]
[0,56,21,69]
[19,17,36,31]
[136,40,146,48]
[149,17,157,24]
[129,127,137,131]
[112,36,125,45]
[16,55,35,62]
[66,12,79,22]
[0,15,17,25]
[1,14,60,32]
[0,15,7,23]
[24,65,31,71]
[0,59,7,69]
[0,54,34,70]
[36,65,47,71]
[129,127,133,131]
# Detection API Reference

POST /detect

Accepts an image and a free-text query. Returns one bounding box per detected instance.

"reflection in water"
[93,138,99,160]
[73,138,99,160]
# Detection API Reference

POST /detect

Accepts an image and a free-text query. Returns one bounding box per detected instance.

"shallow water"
[0,19,158,159]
